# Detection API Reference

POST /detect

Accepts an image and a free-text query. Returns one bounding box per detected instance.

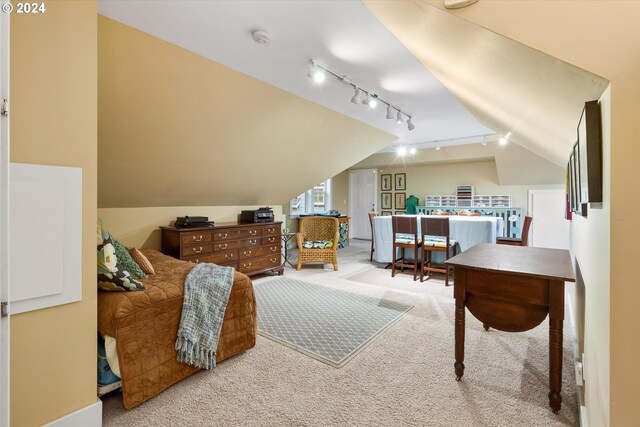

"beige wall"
[609,56,640,426]
[98,16,394,209]
[331,170,349,216]
[9,1,98,425]
[374,160,562,213]
[99,205,283,249]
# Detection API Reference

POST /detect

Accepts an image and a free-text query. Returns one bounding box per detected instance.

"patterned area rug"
[254,277,414,367]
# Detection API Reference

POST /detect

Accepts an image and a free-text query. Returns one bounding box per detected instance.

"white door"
[528,189,570,249]
[0,10,10,426]
[349,169,377,240]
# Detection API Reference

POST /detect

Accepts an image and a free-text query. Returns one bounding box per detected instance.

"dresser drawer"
[208,250,238,264]
[213,229,240,241]
[238,238,261,249]
[239,245,279,260]
[182,254,214,264]
[213,241,239,252]
[238,255,281,274]
[180,244,213,259]
[262,225,280,236]
[180,231,212,246]
[261,235,280,245]
[238,227,261,239]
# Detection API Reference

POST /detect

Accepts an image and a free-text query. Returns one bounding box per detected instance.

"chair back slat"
[392,215,418,236]
[521,216,533,246]
[421,217,450,238]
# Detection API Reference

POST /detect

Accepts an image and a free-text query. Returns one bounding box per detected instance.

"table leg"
[549,317,563,413]
[455,297,465,381]
[548,280,564,413]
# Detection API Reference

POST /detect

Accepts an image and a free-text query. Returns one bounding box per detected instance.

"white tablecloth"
[372,215,504,264]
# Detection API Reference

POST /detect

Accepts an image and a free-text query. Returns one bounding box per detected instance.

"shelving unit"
[472,195,491,207]
[491,195,512,207]
[424,195,457,207]
[456,185,474,207]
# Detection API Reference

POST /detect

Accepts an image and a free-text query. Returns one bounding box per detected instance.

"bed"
[98,249,257,408]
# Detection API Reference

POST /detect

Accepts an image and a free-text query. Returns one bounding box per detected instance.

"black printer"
[240,207,275,224]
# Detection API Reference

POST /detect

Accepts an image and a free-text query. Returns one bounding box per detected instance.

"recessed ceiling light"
[397,147,407,156]
[499,136,508,145]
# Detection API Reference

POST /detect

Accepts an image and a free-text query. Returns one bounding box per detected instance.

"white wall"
[570,86,610,426]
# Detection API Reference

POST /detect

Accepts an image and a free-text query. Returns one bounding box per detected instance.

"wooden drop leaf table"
[445,243,575,413]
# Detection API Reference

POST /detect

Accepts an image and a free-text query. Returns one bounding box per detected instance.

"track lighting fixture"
[386,105,394,120]
[435,144,441,151]
[480,136,488,146]
[409,147,417,155]
[397,147,407,156]
[499,136,508,145]
[351,88,364,104]
[307,59,415,131]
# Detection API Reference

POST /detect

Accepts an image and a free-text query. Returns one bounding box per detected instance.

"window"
[290,179,331,216]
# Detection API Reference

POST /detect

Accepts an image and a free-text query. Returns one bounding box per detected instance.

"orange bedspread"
[98,250,257,408]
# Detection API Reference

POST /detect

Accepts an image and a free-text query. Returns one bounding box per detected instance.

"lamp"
[351,88,364,104]
[307,59,414,130]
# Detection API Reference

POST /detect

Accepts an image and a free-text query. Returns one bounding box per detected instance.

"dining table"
[372,215,504,264]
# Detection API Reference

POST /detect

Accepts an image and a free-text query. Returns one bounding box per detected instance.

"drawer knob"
[219,243,227,250]
[192,235,203,242]
[250,230,257,236]
[250,239,257,245]
[268,237,275,242]
[192,246,203,254]
[270,257,277,263]
[244,250,252,256]
[218,232,228,238]
[268,228,275,234]
[243,262,252,269]
[225,253,234,259]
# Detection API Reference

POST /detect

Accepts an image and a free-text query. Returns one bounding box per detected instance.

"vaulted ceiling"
[97,0,621,208]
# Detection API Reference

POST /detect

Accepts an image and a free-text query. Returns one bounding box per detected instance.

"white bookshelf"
[456,185,474,207]
[491,195,512,207]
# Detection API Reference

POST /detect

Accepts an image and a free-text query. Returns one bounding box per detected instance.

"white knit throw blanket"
[175,263,234,369]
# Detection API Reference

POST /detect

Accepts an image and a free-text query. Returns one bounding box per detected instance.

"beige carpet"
[101,240,578,426]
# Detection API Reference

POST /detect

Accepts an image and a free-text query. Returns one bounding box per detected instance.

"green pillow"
[97,219,145,292]
[113,238,147,280]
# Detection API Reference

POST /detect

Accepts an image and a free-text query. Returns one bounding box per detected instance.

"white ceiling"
[97,0,493,151]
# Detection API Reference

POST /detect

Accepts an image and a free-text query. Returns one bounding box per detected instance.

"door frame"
[0,9,10,426]
[348,168,377,240]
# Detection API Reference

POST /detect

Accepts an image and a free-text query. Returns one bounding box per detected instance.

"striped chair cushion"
[395,235,421,245]
[302,240,334,249]
[423,238,456,247]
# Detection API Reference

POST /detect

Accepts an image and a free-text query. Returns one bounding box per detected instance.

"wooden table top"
[445,243,575,282]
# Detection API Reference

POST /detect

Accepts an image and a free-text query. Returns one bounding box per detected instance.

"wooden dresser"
[160,222,283,277]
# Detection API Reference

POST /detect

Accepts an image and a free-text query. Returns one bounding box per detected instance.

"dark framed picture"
[394,173,406,191]
[395,192,406,210]
[381,174,392,191]
[381,192,392,209]
[572,142,587,216]
[568,157,576,213]
[395,211,406,215]
[381,211,392,216]
[577,100,603,206]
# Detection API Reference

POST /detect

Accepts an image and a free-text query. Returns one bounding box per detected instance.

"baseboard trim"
[44,400,102,427]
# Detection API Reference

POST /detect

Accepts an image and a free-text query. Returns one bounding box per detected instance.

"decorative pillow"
[97,219,145,292]
[113,238,147,279]
[302,240,333,249]
[128,248,155,275]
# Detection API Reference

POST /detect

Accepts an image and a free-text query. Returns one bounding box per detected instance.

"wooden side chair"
[420,217,457,286]
[391,215,422,281]
[497,216,533,246]
[368,212,379,262]
[296,217,339,271]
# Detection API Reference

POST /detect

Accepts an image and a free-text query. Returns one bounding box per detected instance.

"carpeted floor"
[101,239,578,426]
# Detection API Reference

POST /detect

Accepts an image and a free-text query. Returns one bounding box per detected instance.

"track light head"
[396,111,403,125]
[435,144,441,151]
[409,147,417,155]
[499,136,508,145]
[368,94,378,109]
[407,118,415,131]
[397,146,407,156]
[351,88,364,104]
[386,105,394,119]
[361,92,370,106]
[480,136,488,146]
[307,61,325,84]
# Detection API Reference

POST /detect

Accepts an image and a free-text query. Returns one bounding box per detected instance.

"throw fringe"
[175,336,217,370]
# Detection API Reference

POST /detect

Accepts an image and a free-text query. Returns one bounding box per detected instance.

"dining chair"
[420,217,457,286]
[391,215,422,280]
[368,212,379,262]
[497,216,532,246]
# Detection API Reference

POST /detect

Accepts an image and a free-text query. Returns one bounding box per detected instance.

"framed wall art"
[381,192,392,210]
[395,192,406,210]
[577,100,603,207]
[381,211,392,216]
[394,173,406,191]
[381,174,392,191]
